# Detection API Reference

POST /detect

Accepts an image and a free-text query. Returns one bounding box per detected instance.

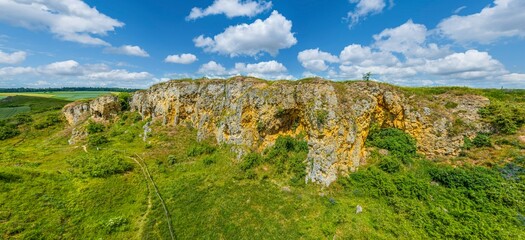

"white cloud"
[187,0,272,20]
[233,60,292,79]
[419,50,506,79]
[339,44,398,67]
[193,11,297,57]
[0,60,154,87]
[438,0,525,44]
[165,54,198,64]
[0,0,123,46]
[373,20,450,59]
[104,45,150,57]
[297,49,339,72]
[347,0,391,28]
[0,50,27,64]
[198,61,227,76]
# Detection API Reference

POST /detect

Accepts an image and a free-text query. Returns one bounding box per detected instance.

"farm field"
[0,91,113,101]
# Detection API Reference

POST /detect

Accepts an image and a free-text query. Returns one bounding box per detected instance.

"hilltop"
[1,77,525,239]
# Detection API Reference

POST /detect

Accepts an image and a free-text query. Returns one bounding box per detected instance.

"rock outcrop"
[63,78,490,186]
[63,95,121,126]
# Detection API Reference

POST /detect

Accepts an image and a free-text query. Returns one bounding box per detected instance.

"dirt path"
[130,156,154,239]
[132,154,175,240]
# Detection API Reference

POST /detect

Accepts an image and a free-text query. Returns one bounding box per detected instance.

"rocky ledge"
[63,77,490,186]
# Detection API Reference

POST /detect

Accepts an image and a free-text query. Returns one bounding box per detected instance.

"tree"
[363,72,372,81]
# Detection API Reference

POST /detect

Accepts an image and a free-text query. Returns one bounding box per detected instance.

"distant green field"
[0,91,113,101]
[0,106,31,119]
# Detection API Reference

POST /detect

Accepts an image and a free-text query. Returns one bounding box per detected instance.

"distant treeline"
[0,87,140,93]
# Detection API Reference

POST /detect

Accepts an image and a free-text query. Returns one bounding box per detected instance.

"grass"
[0,106,30,120]
[0,91,114,101]
[1,87,525,239]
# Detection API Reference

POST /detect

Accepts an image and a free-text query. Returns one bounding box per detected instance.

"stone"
[356,205,363,214]
[63,77,490,186]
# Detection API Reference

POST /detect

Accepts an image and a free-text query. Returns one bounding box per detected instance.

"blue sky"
[0,0,524,88]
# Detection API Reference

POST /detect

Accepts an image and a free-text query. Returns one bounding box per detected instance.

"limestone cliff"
[63,78,490,186]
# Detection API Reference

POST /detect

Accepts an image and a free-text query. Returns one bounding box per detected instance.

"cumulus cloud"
[187,0,272,20]
[373,20,450,59]
[104,45,150,57]
[0,60,153,87]
[193,11,297,57]
[0,0,123,46]
[297,49,339,72]
[0,50,27,64]
[347,0,392,28]
[438,0,525,44]
[233,60,292,79]
[165,54,198,64]
[297,19,525,88]
[198,61,227,76]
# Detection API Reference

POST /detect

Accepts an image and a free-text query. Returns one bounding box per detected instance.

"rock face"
[62,78,490,185]
[63,95,121,126]
[125,78,489,185]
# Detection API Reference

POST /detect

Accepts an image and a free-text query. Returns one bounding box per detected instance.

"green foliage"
[315,109,329,125]
[240,152,262,171]
[362,72,372,81]
[479,101,525,134]
[202,155,217,166]
[86,121,105,134]
[103,216,130,234]
[444,101,458,109]
[117,92,131,111]
[187,142,216,157]
[167,155,177,165]
[265,136,308,184]
[378,155,402,173]
[34,113,61,129]
[88,134,109,146]
[472,133,492,147]
[69,151,133,178]
[0,125,20,140]
[367,127,417,156]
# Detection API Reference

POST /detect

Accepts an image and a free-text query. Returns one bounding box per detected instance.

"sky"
[0,0,524,88]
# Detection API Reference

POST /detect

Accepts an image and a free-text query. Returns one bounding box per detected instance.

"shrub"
[69,151,133,178]
[88,134,109,146]
[263,135,308,185]
[86,121,105,134]
[479,101,525,134]
[168,155,177,165]
[34,113,61,129]
[187,142,216,157]
[0,125,20,140]
[367,128,417,156]
[202,156,216,165]
[445,101,458,109]
[103,216,129,234]
[240,152,262,171]
[117,92,131,111]
[472,133,491,148]
[12,113,33,126]
[378,156,402,173]
[315,110,329,125]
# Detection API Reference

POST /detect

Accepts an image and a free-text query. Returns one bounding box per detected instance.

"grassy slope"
[1,86,525,239]
[0,91,114,101]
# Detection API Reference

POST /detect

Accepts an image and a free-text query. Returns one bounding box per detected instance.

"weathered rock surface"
[62,95,121,126]
[64,78,490,186]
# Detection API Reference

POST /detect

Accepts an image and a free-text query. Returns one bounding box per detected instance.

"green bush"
[202,156,216,165]
[315,110,329,125]
[378,156,402,173]
[479,101,525,134]
[86,121,105,134]
[444,101,458,109]
[472,133,491,147]
[103,216,129,234]
[69,151,133,178]
[264,135,308,184]
[187,142,216,157]
[88,134,109,146]
[168,155,177,165]
[117,92,131,111]
[240,152,262,171]
[34,113,61,129]
[0,125,20,140]
[367,128,417,156]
